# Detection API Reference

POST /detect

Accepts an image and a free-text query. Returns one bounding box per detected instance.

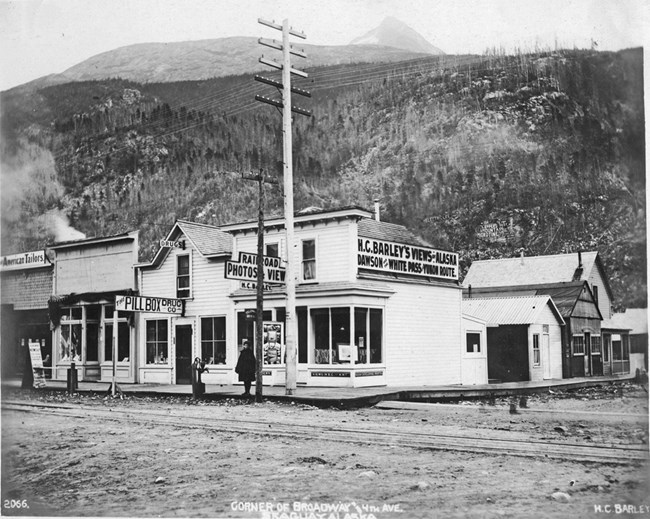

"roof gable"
[141,220,232,268]
[603,308,648,334]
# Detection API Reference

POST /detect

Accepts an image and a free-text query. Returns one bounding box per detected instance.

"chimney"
[578,251,583,268]
[374,199,380,221]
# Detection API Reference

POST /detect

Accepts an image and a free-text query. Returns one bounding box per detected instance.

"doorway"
[175,325,193,384]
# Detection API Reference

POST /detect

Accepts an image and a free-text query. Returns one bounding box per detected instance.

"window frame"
[590,334,602,355]
[200,315,227,365]
[176,253,192,299]
[145,319,169,365]
[532,333,541,366]
[573,334,585,355]
[59,307,82,363]
[300,238,317,283]
[103,304,131,363]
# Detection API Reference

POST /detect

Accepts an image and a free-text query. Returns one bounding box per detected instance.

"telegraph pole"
[242,169,278,403]
[256,18,311,395]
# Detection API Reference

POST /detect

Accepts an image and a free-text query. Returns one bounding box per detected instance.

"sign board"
[225,251,286,284]
[160,239,185,249]
[240,281,274,291]
[1,250,50,271]
[357,238,459,280]
[115,294,183,314]
[28,340,47,388]
[262,321,284,365]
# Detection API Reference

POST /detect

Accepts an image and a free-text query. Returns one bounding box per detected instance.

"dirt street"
[1,383,648,519]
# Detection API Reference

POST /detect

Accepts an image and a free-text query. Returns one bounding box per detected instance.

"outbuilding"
[463,296,564,382]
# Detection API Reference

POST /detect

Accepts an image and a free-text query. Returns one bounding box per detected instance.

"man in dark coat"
[235,340,256,396]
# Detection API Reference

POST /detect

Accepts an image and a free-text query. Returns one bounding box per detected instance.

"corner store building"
[136,207,462,387]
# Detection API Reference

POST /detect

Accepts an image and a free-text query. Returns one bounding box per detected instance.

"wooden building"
[135,207,463,388]
[463,251,629,378]
[48,232,139,383]
[1,250,53,380]
[462,296,564,382]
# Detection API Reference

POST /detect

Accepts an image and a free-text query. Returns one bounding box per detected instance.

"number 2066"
[4,499,29,509]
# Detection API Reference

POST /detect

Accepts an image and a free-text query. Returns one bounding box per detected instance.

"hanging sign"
[225,252,286,284]
[115,294,183,314]
[357,238,459,280]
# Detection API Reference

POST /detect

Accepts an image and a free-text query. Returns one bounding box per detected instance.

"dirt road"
[1,383,648,518]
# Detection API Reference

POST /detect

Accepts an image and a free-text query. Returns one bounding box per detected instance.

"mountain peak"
[350,17,444,55]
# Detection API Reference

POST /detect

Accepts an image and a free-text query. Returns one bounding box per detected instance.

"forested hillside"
[0,48,645,308]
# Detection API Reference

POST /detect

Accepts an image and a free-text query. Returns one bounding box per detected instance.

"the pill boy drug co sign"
[115,295,184,314]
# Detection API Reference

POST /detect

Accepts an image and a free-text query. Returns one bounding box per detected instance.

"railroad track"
[3,400,648,465]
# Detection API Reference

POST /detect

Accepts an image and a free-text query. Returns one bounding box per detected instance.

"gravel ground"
[1,382,648,519]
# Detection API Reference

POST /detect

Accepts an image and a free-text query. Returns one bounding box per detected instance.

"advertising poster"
[262,322,284,365]
[28,340,47,388]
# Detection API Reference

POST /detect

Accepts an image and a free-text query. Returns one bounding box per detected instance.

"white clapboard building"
[134,207,462,388]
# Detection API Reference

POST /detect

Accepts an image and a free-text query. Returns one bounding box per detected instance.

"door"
[542,334,552,379]
[175,325,193,384]
[584,332,591,376]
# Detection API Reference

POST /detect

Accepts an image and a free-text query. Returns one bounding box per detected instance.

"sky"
[0,0,648,91]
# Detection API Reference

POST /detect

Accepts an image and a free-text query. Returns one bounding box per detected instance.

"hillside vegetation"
[0,48,645,308]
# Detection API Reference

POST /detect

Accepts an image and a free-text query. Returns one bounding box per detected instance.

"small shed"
[463,296,565,383]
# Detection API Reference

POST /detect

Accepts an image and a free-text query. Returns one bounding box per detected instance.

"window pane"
[86,305,101,321]
[302,240,315,259]
[369,309,382,363]
[118,323,130,361]
[466,332,481,354]
[86,323,99,361]
[71,307,82,320]
[178,255,190,275]
[297,306,308,363]
[266,243,279,257]
[311,308,330,364]
[355,308,368,364]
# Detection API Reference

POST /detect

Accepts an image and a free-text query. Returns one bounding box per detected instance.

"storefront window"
[310,307,382,365]
[104,305,131,362]
[86,305,101,362]
[60,321,81,362]
[201,316,226,364]
[146,320,168,364]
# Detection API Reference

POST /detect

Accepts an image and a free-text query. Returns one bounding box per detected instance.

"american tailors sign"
[115,295,184,314]
[357,238,458,280]
[225,251,286,284]
[1,250,50,271]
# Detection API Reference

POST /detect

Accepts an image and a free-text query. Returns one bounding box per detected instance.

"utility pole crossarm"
[258,38,307,59]
[258,18,306,39]
[258,56,308,78]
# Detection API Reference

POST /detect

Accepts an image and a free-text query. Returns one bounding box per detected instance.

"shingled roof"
[357,218,431,247]
[463,252,599,287]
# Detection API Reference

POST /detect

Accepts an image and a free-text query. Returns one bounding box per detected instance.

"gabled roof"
[602,308,648,334]
[357,218,431,247]
[463,251,613,301]
[140,220,232,268]
[464,281,601,320]
[462,295,565,326]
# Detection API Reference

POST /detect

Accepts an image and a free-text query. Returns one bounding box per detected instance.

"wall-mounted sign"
[240,281,274,291]
[28,340,47,388]
[115,295,183,314]
[225,251,286,284]
[357,238,458,280]
[1,250,50,271]
[160,239,185,249]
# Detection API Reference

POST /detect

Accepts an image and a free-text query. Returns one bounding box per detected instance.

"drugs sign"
[115,295,184,314]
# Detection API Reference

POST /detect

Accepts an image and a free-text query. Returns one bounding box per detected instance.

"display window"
[104,305,131,362]
[309,306,383,365]
[86,305,101,362]
[146,319,169,364]
[201,316,226,365]
[59,307,82,362]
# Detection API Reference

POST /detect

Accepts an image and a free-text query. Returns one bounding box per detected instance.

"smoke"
[41,209,86,242]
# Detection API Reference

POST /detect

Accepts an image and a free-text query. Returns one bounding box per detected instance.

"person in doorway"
[235,340,256,396]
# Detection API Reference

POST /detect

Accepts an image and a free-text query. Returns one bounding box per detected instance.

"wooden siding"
[384,282,461,386]
[587,266,612,320]
[1,268,52,310]
[55,241,136,294]
[528,303,563,381]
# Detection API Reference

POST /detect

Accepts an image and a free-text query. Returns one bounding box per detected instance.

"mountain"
[0,47,645,309]
[350,17,444,55]
[44,37,430,85]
